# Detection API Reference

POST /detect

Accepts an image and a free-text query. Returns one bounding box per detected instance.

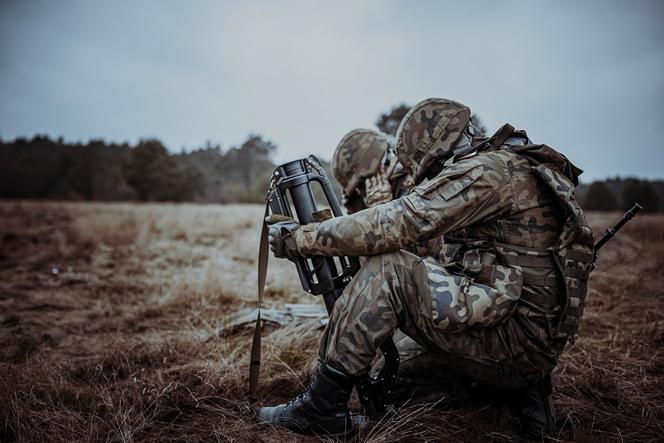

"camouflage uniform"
[297,145,569,387]
[259,98,592,438]
[333,128,443,382]
[332,129,412,214]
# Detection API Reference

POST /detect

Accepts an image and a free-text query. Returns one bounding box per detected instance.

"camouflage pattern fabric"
[395,98,471,185]
[408,236,445,260]
[294,150,553,258]
[332,129,414,214]
[508,143,594,339]
[389,333,468,405]
[332,129,389,199]
[277,100,589,387]
[415,257,523,333]
[293,146,572,384]
[317,250,564,387]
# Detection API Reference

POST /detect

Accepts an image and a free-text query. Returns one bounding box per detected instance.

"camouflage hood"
[395,98,471,185]
[333,129,390,196]
[489,124,584,186]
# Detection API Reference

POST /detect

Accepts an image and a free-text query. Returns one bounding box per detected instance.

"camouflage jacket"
[294,147,565,333]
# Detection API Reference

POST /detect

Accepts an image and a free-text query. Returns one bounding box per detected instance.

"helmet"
[332,129,389,197]
[395,98,471,185]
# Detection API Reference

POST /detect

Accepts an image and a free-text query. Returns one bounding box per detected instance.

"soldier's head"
[332,129,395,213]
[395,98,476,185]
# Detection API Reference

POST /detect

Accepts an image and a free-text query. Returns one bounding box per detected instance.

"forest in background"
[1,103,661,211]
[0,134,291,204]
[0,104,412,204]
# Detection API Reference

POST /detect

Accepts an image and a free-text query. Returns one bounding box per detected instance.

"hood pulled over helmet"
[332,129,390,197]
[395,98,471,185]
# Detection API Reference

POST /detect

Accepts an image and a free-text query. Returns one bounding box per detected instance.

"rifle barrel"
[594,203,643,253]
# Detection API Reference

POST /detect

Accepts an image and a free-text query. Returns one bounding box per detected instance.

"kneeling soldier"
[258,98,593,438]
[332,128,411,214]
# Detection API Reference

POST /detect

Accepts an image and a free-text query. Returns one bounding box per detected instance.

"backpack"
[508,142,595,341]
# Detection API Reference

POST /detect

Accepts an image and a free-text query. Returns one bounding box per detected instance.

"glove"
[265,214,301,259]
[363,171,393,207]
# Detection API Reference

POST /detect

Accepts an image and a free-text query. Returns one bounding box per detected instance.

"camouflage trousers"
[318,250,562,389]
[390,332,471,405]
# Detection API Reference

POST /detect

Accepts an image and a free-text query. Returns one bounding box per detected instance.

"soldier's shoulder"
[409,152,507,198]
[468,150,506,166]
[476,149,535,177]
[474,149,525,164]
[450,150,516,177]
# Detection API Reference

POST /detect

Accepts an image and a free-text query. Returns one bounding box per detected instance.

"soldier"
[257,98,594,438]
[332,127,481,403]
[332,128,423,390]
[332,128,411,214]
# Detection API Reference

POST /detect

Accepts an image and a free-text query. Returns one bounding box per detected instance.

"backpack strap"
[484,123,515,151]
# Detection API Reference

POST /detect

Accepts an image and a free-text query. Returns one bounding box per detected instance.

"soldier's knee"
[336,251,418,308]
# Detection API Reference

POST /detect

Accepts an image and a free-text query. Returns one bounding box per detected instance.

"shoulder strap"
[248,203,270,407]
[485,123,515,151]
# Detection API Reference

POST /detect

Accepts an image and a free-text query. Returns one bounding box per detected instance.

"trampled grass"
[1,201,663,442]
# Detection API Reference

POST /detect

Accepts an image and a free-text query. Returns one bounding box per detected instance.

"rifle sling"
[249,203,270,407]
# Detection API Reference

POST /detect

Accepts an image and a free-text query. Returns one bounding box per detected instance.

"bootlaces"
[285,368,319,407]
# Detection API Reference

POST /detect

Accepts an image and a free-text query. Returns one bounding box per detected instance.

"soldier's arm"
[293,153,513,257]
[405,237,444,259]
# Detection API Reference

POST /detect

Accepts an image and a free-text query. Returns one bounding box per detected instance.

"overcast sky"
[1,0,663,181]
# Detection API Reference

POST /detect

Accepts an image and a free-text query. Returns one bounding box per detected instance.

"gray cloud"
[1,0,663,181]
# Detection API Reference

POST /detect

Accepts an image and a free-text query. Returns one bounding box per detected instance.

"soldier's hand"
[265,215,301,260]
[363,172,393,207]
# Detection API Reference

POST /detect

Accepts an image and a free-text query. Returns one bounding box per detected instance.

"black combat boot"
[256,360,356,437]
[508,375,555,439]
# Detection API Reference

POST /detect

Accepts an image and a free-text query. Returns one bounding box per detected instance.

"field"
[1,201,663,442]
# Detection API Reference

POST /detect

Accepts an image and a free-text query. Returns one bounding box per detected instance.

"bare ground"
[0,201,662,442]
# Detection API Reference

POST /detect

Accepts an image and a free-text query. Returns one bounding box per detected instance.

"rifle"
[593,203,643,267]
[249,155,399,416]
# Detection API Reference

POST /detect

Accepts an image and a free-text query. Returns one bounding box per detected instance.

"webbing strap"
[488,123,515,150]
[565,267,589,280]
[500,254,556,268]
[471,256,561,287]
[523,274,561,287]
[248,203,270,406]
[520,291,561,306]
[563,249,594,263]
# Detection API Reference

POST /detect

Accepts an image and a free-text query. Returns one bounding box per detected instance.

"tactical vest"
[493,125,594,341]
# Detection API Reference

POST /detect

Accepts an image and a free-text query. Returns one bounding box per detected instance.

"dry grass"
[1,201,663,442]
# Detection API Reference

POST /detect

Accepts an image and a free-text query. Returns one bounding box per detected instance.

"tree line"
[0,103,661,210]
[0,134,333,203]
[0,104,413,204]
[576,179,662,213]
